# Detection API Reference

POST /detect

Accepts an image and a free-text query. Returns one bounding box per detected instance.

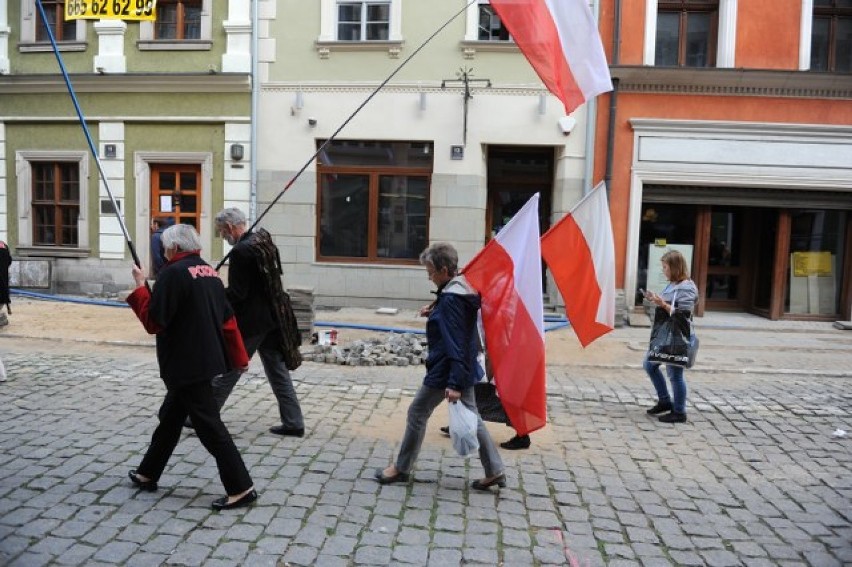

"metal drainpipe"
[604,0,622,199]
[249,0,259,222]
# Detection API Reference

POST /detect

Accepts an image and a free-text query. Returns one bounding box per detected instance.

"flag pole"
[216,0,478,270]
[34,0,144,273]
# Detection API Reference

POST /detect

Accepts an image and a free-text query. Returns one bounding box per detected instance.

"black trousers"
[137,379,253,496]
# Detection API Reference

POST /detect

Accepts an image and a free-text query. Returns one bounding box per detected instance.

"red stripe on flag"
[489,0,584,113]
[541,214,611,347]
[465,243,547,436]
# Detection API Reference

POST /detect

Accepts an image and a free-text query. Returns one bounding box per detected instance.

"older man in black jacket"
[210,207,305,437]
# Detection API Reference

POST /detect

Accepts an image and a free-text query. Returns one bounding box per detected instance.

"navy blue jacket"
[423,277,484,391]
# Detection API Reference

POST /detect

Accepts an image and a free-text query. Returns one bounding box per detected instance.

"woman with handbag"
[374,242,505,490]
[643,250,698,424]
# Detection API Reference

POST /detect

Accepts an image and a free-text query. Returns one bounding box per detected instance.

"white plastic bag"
[448,401,480,457]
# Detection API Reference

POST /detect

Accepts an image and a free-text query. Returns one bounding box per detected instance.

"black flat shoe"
[374,468,409,485]
[659,412,687,423]
[500,435,531,450]
[646,400,673,415]
[471,473,506,491]
[269,425,304,437]
[439,426,450,437]
[128,470,157,492]
[211,489,258,511]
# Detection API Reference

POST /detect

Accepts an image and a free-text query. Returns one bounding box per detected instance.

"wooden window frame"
[315,164,431,265]
[657,0,719,67]
[35,0,76,42]
[31,161,80,248]
[154,0,202,41]
[812,0,852,72]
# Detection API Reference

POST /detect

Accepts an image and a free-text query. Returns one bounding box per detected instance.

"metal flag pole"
[216,0,478,269]
[34,0,143,270]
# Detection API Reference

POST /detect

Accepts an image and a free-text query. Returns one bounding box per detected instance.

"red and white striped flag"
[489,0,613,114]
[541,182,615,347]
[464,194,546,436]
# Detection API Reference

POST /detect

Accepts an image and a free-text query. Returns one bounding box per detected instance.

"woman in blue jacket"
[375,242,505,490]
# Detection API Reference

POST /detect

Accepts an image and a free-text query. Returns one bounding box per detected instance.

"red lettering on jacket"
[187,265,218,279]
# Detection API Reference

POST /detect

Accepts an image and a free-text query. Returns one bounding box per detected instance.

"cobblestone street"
[1,317,851,566]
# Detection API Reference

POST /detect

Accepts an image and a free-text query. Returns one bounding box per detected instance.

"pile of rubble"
[303,332,428,366]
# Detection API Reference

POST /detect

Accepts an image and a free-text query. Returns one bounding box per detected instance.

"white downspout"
[249,0,259,222]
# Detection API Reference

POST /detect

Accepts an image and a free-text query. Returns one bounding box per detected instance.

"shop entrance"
[637,196,851,320]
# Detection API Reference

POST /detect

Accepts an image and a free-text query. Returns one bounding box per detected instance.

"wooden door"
[150,164,202,229]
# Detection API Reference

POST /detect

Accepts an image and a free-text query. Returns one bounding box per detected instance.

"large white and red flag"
[489,0,613,115]
[541,182,615,347]
[463,194,546,436]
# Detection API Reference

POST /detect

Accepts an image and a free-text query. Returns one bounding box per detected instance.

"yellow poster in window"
[792,251,832,277]
[65,0,157,21]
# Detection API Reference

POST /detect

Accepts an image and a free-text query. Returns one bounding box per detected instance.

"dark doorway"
[485,146,554,293]
[485,146,553,240]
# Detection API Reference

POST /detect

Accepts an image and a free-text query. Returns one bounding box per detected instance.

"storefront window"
[786,210,846,316]
[316,140,433,262]
[636,204,696,304]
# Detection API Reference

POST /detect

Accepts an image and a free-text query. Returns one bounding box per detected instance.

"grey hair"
[419,242,458,277]
[161,223,202,252]
[214,207,247,228]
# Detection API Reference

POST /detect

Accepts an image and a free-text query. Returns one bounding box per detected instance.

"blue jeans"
[643,357,687,414]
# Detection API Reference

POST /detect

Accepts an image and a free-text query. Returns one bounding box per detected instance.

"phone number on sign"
[65,0,156,20]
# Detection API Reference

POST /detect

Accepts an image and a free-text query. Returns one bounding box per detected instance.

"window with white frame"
[477,0,510,41]
[656,0,719,67]
[16,151,89,252]
[318,0,401,45]
[336,1,391,41]
[19,0,86,51]
[644,0,736,67]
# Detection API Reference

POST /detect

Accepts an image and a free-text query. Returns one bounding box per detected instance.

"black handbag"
[647,289,698,368]
[474,382,509,424]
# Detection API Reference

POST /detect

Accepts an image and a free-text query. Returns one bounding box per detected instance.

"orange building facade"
[594,0,852,321]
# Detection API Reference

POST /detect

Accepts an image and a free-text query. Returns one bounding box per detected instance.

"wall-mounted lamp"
[538,93,547,115]
[291,89,304,115]
[558,115,577,136]
[419,91,427,111]
[230,143,245,161]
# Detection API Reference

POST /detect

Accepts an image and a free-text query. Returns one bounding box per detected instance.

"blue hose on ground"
[314,320,572,334]
[12,288,128,308]
[12,288,573,333]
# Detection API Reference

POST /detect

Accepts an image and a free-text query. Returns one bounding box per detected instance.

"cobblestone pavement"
[1,321,851,567]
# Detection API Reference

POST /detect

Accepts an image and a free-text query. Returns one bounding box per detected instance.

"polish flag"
[464,194,546,436]
[489,0,613,114]
[541,182,615,347]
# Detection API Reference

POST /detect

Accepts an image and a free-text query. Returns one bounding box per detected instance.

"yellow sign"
[65,0,157,21]
[792,251,832,277]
